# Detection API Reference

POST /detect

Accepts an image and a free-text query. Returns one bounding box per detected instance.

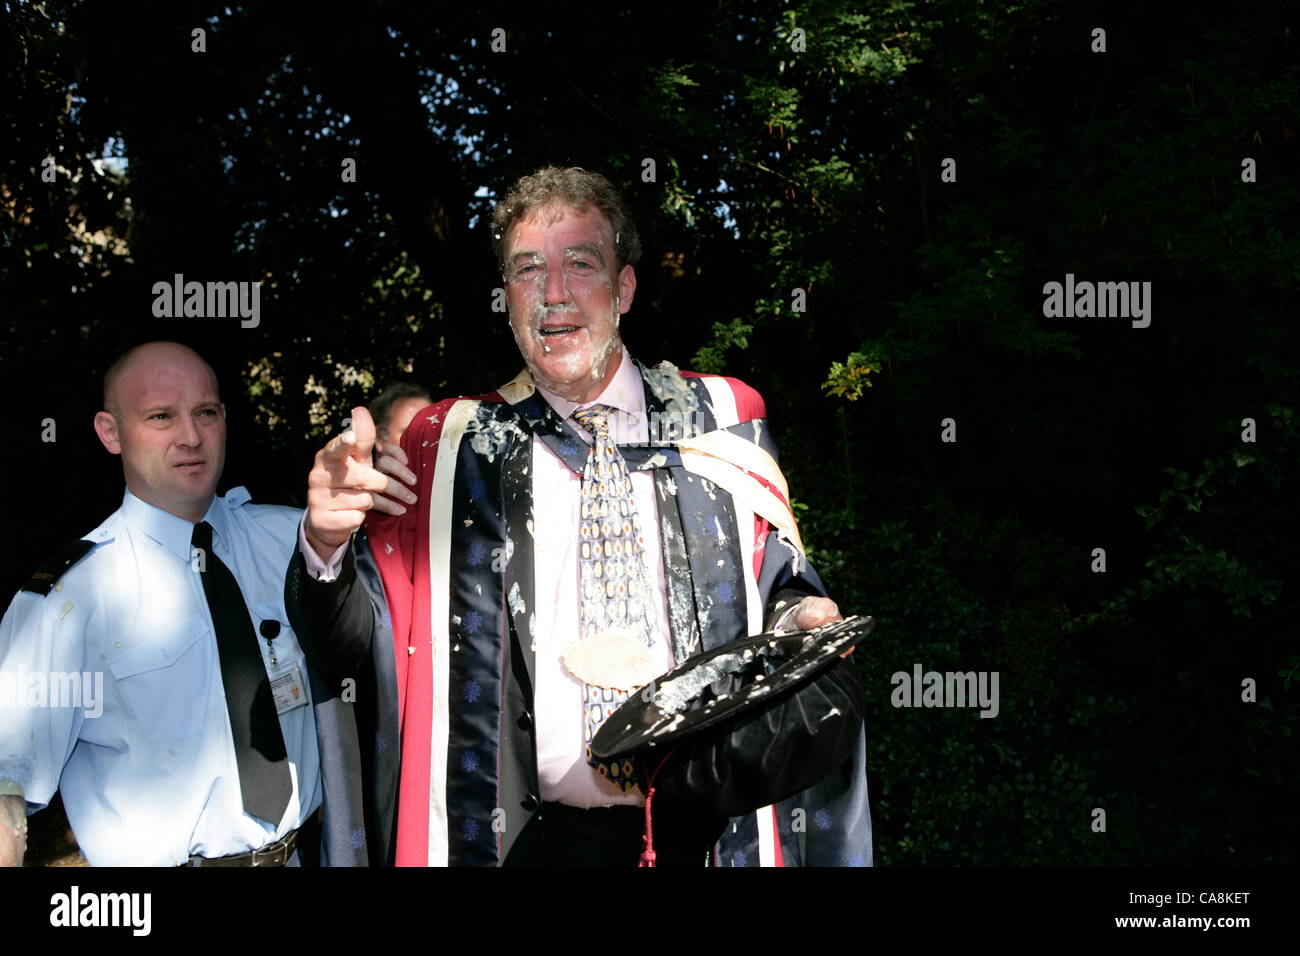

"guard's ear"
[94,411,122,455]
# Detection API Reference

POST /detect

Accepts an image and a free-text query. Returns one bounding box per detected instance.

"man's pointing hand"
[304,406,418,562]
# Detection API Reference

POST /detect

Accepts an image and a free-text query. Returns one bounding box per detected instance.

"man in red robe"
[288,167,873,866]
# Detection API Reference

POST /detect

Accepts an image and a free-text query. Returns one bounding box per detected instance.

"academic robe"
[288,359,872,866]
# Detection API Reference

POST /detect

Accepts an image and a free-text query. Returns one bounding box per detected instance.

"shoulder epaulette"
[22,539,97,596]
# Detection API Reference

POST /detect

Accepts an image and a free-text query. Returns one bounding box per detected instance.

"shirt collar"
[119,489,227,563]
[533,346,645,424]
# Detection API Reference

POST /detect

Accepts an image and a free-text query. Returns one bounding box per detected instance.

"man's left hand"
[792,596,842,630]
[792,597,856,659]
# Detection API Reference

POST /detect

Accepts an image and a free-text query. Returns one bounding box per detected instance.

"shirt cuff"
[771,601,804,635]
[298,516,349,583]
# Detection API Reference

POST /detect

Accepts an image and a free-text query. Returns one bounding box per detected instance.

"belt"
[184,826,300,867]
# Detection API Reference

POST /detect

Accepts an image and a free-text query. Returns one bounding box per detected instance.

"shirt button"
[521,794,539,812]
[516,711,533,731]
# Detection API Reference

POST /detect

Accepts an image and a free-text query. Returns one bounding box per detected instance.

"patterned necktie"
[570,404,656,791]
[191,521,292,824]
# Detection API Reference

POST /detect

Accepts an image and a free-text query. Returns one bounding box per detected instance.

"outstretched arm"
[288,406,418,680]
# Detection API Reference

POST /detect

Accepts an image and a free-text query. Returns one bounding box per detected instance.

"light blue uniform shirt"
[0,487,322,866]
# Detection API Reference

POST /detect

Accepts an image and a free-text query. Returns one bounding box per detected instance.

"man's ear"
[93,411,122,455]
[617,264,637,314]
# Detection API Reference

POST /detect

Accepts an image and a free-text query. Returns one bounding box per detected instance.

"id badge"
[270,664,309,716]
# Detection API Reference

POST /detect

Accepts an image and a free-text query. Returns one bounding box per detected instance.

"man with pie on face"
[290,167,873,866]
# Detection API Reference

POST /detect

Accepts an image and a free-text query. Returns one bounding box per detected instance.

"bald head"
[103,342,219,421]
[94,341,228,522]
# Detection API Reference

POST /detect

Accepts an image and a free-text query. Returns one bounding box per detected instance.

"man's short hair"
[102,341,215,420]
[103,350,134,420]
[491,166,642,275]
[371,381,431,437]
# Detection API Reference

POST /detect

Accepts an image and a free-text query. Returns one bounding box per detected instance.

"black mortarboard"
[592,614,873,822]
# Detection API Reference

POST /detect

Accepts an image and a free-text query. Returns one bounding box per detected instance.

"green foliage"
[1095,405,1294,623]
[647,62,699,116]
[822,350,879,401]
[691,317,754,373]
[800,497,1131,865]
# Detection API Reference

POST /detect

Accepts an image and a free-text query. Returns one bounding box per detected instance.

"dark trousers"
[504,800,726,867]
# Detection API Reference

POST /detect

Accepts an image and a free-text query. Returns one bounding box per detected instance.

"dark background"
[2,0,1297,865]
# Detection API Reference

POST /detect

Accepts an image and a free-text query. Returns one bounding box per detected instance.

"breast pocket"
[107,615,211,739]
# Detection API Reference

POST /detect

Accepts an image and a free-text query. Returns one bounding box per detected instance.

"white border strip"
[426,399,479,867]
[698,375,778,867]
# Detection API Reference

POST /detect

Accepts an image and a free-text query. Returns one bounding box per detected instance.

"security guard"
[0,341,364,866]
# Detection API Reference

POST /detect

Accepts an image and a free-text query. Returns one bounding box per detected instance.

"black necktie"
[191,521,291,824]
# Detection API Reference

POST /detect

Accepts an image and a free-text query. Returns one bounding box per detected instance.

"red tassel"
[638,751,673,868]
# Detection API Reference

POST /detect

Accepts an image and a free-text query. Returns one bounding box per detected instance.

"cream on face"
[504,205,635,403]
